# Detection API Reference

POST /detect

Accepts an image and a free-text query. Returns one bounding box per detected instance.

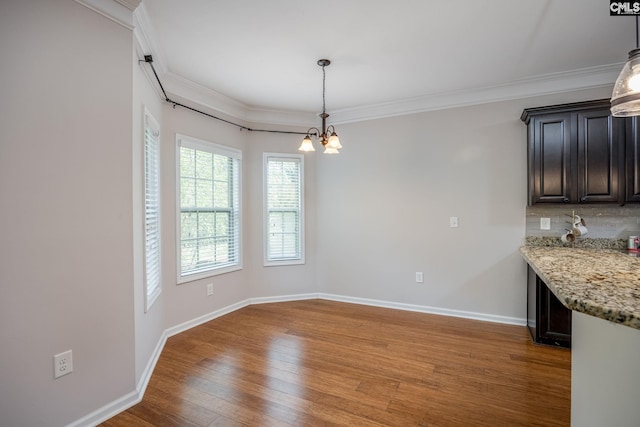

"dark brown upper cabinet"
[522,100,625,205]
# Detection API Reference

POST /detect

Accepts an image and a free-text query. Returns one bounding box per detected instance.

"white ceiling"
[136,0,634,124]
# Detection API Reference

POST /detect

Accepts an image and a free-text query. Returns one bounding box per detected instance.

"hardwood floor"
[101,299,571,426]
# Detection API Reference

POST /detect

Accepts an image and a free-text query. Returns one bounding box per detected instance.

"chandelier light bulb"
[629,72,640,92]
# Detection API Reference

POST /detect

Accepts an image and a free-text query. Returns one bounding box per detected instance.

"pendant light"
[299,59,342,154]
[611,17,640,116]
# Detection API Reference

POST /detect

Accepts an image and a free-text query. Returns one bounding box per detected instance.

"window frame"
[263,152,305,266]
[176,134,242,284]
[143,107,161,312]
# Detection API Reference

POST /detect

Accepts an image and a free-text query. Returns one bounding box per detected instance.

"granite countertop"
[520,245,640,330]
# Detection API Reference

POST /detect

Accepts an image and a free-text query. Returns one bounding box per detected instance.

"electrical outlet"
[54,350,73,379]
[415,272,424,283]
[540,217,551,230]
[450,216,459,228]
[206,283,214,296]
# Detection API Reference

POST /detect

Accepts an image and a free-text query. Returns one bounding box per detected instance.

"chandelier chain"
[322,64,326,115]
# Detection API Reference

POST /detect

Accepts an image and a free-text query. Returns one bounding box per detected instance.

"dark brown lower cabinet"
[626,116,640,202]
[527,265,572,348]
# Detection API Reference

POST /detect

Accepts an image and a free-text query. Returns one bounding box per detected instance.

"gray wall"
[132,35,165,384]
[0,1,135,426]
[315,88,614,320]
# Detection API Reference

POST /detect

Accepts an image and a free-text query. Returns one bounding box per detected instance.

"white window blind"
[264,153,304,265]
[144,107,161,312]
[177,135,242,281]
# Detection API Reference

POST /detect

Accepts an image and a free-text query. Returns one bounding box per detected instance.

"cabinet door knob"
[563,197,570,203]
[580,196,587,202]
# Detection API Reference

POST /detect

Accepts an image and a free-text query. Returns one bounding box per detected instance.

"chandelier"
[298,59,343,154]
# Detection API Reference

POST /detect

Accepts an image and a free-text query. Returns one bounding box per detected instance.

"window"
[177,135,241,282]
[144,107,161,311]
[263,153,304,265]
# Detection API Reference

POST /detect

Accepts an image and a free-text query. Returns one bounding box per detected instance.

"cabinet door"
[626,116,640,202]
[577,109,623,203]
[529,113,573,204]
[526,265,537,341]
[537,277,572,348]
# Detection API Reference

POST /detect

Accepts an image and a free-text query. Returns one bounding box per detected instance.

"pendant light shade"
[611,17,640,117]
[611,48,640,116]
[298,135,315,152]
[323,146,339,154]
[327,131,342,149]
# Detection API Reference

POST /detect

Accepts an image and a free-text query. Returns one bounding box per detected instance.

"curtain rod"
[139,55,312,136]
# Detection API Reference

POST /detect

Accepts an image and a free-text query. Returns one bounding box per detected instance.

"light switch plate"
[450,217,458,228]
[540,217,551,230]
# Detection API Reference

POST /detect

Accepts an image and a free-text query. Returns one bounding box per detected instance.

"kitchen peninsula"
[520,244,640,427]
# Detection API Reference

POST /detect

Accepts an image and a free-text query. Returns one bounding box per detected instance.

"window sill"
[177,264,242,284]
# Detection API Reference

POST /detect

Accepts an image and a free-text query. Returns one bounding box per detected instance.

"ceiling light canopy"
[299,59,342,154]
[611,17,640,117]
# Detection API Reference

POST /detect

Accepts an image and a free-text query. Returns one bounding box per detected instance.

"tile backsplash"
[526,204,640,239]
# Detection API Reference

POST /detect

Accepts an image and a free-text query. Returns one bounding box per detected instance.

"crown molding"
[132,2,168,75]
[329,63,621,124]
[159,72,315,127]
[162,72,251,121]
[114,0,140,11]
[74,0,138,30]
[142,63,621,128]
[244,107,319,128]
[132,3,168,102]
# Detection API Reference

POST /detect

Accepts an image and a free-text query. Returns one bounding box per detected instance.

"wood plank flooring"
[101,299,571,426]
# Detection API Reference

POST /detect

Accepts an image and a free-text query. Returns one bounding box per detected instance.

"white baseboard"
[318,293,526,326]
[165,299,251,338]
[249,292,320,305]
[73,293,525,426]
[67,389,140,427]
